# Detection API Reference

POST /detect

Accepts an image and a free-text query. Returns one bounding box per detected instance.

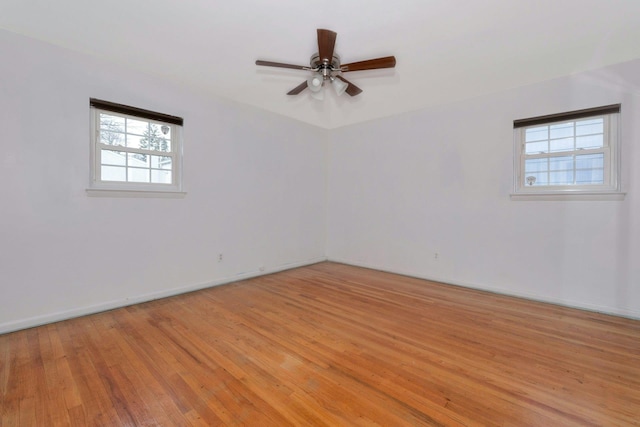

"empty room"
[1,1,640,425]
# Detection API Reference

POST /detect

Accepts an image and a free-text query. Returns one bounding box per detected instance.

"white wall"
[327,59,640,318]
[0,31,327,333]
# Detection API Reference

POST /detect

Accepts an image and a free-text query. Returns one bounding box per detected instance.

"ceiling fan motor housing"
[310,54,341,79]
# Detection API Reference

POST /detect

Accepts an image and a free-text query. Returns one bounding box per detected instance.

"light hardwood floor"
[1,262,639,426]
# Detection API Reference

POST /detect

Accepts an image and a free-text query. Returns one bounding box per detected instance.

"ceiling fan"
[255,29,396,99]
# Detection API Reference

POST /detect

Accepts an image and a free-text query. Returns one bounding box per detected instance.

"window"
[88,99,184,197]
[512,104,623,200]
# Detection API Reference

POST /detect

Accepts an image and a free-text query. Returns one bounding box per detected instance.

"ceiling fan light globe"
[307,75,323,92]
[332,77,348,96]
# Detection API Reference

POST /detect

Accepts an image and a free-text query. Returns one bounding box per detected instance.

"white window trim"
[87,101,186,198]
[511,106,624,201]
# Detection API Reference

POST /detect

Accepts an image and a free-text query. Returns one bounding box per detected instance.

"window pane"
[525,141,548,154]
[151,169,172,184]
[128,167,150,183]
[127,134,144,149]
[576,169,604,185]
[101,150,126,166]
[161,156,172,169]
[576,134,604,150]
[100,130,125,146]
[525,158,548,173]
[549,170,574,185]
[128,131,171,152]
[525,126,548,142]
[576,118,603,136]
[126,118,148,135]
[524,172,547,186]
[101,165,126,181]
[151,155,172,169]
[549,137,574,153]
[549,156,573,171]
[144,134,170,152]
[576,153,604,170]
[128,153,150,167]
[147,136,170,152]
[158,137,171,152]
[549,122,574,139]
[100,114,125,132]
[151,123,171,139]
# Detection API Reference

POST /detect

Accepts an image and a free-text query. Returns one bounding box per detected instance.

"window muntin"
[89,100,183,193]
[513,105,620,196]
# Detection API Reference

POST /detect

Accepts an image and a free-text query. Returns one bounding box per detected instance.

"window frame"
[87,99,185,197]
[511,104,624,201]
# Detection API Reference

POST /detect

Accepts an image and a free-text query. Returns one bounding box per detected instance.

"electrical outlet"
[434,252,439,260]
[218,253,223,262]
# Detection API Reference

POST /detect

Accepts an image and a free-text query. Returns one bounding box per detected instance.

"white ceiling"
[2,0,640,129]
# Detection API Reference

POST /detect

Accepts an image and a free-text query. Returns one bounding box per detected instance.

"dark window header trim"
[513,104,620,129]
[90,98,183,126]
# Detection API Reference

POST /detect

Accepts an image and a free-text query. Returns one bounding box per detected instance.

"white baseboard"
[5,255,636,335]
[0,256,327,335]
[327,257,640,321]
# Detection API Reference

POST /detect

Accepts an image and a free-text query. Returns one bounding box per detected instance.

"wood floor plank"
[181,301,446,426]
[1,262,639,426]
[96,312,190,426]
[241,278,563,425]
[207,286,477,426]
[58,317,126,426]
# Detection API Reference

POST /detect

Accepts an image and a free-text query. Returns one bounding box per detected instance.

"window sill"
[86,188,187,198]
[510,191,625,201]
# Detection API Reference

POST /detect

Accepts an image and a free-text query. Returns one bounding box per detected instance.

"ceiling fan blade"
[336,75,363,96]
[287,81,308,95]
[317,29,337,63]
[341,56,397,72]
[255,60,308,71]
